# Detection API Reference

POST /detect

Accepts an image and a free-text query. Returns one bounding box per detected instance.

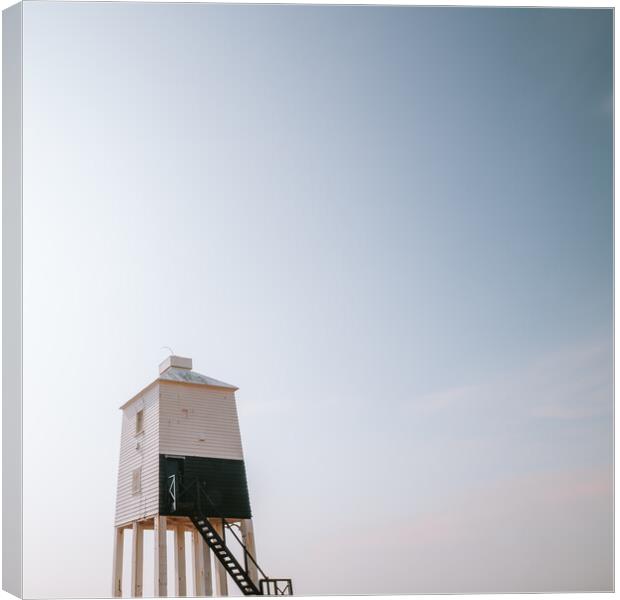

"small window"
[132,468,142,494]
[135,409,144,434]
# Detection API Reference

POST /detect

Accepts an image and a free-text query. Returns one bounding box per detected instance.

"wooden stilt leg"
[240,519,258,587]
[174,525,187,596]
[112,527,124,598]
[202,535,213,596]
[192,530,205,597]
[192,529,213,597]
[211,520,228,597]
[154,516,168,597]
[131,521,144,597]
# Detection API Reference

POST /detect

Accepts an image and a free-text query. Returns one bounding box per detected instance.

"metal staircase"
[179,480,293,596]
[191,516,262,595]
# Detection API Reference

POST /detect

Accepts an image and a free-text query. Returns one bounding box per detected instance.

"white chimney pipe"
[159,355,192,374]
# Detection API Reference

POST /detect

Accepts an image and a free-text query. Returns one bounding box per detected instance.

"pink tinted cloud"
[412,337,611,422]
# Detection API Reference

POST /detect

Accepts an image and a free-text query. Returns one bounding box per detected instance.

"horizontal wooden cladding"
[114,384,160,526]
[159,455,252,519]
[159,382,244,461]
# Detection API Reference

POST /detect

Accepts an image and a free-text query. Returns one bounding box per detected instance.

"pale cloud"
[396,466,613,592]
[413,338,611,422]
[303,467,612,594]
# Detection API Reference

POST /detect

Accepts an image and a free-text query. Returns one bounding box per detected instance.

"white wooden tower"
[112,355,292,598]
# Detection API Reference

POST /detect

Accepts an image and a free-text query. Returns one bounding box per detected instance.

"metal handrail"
[260,579,294,596]
[194,481,269,582]
[173,478,269,582]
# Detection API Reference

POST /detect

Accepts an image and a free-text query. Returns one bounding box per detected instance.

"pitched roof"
[159,367,237,390]
[120,367,238,409]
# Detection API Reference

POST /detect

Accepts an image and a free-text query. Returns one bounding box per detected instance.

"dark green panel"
[159,454,252,519]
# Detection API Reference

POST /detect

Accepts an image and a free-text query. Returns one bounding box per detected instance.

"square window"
[135,409,144,434]
[132,468,142,494]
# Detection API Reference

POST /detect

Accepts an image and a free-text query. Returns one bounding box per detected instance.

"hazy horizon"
[21,3,612,597]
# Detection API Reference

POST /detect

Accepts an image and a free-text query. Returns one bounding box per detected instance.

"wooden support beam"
[174,525,187,597]
[193,530,214,597]
[131,521,144,597]
[112,527,124,598]
[192,530,213,596]
[192,530,205,597]
[240,519,258,587]
[211,520,228,597]
[201,533,213,596]
[154,516,168,597]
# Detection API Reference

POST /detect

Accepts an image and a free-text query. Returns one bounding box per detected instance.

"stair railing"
[173,478,292,595]
[192,480,269,583]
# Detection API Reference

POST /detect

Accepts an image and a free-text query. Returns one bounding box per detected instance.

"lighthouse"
[112,355,292,598]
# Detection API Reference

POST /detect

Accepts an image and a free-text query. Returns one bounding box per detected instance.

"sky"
[20,3,612,597]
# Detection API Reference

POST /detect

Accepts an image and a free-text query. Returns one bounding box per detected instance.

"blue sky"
[21,4,612,596]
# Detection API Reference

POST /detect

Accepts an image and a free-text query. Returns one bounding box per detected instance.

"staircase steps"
[191,516,262,596]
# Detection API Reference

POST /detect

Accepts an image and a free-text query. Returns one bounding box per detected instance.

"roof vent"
[159,355,192,374]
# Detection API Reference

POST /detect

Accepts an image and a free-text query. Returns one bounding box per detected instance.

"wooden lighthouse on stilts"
[112,355,293,598]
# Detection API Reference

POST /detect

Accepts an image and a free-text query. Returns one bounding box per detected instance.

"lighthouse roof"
[120,356,238,409]
[159,366,237,389]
